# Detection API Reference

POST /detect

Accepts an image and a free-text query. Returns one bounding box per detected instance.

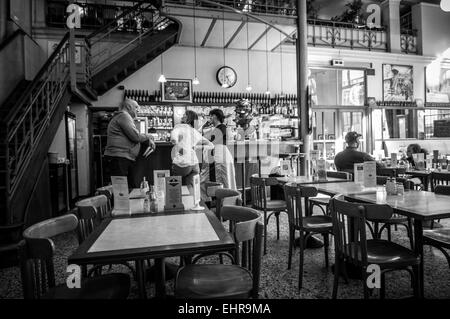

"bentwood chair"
[430,172,450,192]
[330,196,420,299]
[365,176,414,249]
[75,195,136,279]
[423,184,450,268]
[250,175,287,254]
[174,206,263,299]
[308,171,352,215]
[284,183,333,290]
[95,185,114,210]
[19,214,130,299]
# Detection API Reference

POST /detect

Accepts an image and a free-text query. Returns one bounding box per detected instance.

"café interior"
[0,0,450,300]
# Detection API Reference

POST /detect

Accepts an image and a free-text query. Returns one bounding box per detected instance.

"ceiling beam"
[201,18,217,47]
[271,30,296,52]
[248,25,272,50]
[225,20,246,48]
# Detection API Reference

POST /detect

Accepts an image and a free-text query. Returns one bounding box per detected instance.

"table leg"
[241,163,246,205]
[413,219,424,299]
[155,258,166,298]
[135,259,147,299]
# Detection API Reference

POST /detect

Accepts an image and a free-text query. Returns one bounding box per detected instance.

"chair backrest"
[214,188,242,220]
[430,172,450,192]
[284,183,318,228]
[434,185,450,195]
[221,205,263,298]
[75,194,109,243]
[376,176,413,190]
[221,205,261,266]
[250,175,278,211]
[95,185,113,209]
[329,195,393,268]
[377,167,396,177]
[19,214,79,299]
[326,170,352,180]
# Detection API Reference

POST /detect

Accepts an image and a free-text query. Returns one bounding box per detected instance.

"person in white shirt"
[170,110,213,192]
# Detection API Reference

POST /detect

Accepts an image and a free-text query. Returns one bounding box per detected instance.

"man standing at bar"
[104,98,155,187]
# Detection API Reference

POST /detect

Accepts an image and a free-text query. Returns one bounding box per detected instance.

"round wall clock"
[216,66,237,88]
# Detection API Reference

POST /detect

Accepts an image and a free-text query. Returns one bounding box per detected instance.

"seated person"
[334,131,383,174]
[406,143,427,167]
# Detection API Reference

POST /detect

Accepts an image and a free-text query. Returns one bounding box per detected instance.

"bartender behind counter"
[104,98,155,188]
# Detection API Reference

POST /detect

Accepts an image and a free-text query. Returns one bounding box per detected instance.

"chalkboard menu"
[433,119,450,137]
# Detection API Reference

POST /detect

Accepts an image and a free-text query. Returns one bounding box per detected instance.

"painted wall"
[93,45,434,108]
[48,118,67,159]
[413,3,450,57]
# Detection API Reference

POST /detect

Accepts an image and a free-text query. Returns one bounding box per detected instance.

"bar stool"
[250,175,287,254]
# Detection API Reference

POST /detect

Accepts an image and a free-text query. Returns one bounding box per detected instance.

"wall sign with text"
[161,79,192,103]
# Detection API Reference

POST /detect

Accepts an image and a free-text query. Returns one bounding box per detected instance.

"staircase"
[87,3,180,95]
[0,1,180,227]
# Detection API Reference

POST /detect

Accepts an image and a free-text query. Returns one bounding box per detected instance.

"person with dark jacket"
[104,98,155,185]
[334,131,383,174]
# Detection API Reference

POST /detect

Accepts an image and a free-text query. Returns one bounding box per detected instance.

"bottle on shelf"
[140,176,149,196]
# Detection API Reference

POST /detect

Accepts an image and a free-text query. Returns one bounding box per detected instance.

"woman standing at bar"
[201,109,236,201]
[171,110,213,193]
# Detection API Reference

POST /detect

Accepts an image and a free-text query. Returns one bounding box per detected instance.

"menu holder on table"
[164,176,185,212]
[413,153,425,170]
[354,163,364,184]
[317,159,327,181]
[363,161,377,188]
[111,176,131,216]
[281,160,292,176]
[391,153,397,168]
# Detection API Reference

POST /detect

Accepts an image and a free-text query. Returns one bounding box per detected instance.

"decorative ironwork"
[1,34,72,197]
[400,29,417,54]
[307,19,387,52]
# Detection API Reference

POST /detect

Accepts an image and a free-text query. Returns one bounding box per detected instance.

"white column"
[381,0,402,53]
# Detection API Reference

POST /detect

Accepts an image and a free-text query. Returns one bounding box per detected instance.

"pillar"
[381,0,402,53]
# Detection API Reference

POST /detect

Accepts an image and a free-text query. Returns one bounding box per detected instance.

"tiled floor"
[1,211,449,299]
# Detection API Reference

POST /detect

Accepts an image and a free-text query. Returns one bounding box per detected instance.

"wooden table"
[276,176,349,185]
[310,181,450,298]
[68,194,234,299]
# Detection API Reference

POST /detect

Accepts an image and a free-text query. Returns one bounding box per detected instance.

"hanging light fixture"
[441,0,450,12]
[192,1,199,85]
[245,16,252,91]
[221,9,229,88]
[265,25,270,95]
[158,54,166,83]
[279,32,285,97]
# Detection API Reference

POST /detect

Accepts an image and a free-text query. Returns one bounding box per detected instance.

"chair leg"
[380,272,386,299]
[276,212,280,240]
[412,265,420,298]
[362,269,370,299]
[263,211,268,255]
[406,219,414,250]
[298,232,305,290]
[332,256,340,299]
[387,225,392,242]
[288,227,294,270]
[323,233,329,268]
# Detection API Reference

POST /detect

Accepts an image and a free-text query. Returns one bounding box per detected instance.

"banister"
[4,32,70,127]
[86,2,143,41]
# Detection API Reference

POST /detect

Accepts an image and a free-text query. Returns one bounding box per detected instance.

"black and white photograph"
[1,0,450,311]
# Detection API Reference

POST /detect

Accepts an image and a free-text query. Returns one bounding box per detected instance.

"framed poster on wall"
[426,66,450,103]
[161,79,192,103]
[382,64,413,101]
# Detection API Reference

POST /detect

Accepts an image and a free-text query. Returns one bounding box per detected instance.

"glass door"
[65,112,79,206]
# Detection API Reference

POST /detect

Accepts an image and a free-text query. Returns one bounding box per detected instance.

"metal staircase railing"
[1,33,72,203]
[87,2,174,75]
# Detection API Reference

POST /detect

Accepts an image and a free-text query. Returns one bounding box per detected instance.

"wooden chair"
[309,171,352,215]
[250,175,287,254]
[75,195,136,279]
[365,176,414,249]
[174,207,263,299]
[330,195,420,299]
[430,172,450,192]
[19,214,130,299]
[423,185,450,256]
[214,188,242,221]
[95,185,114,210]
[284,183,332,290]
